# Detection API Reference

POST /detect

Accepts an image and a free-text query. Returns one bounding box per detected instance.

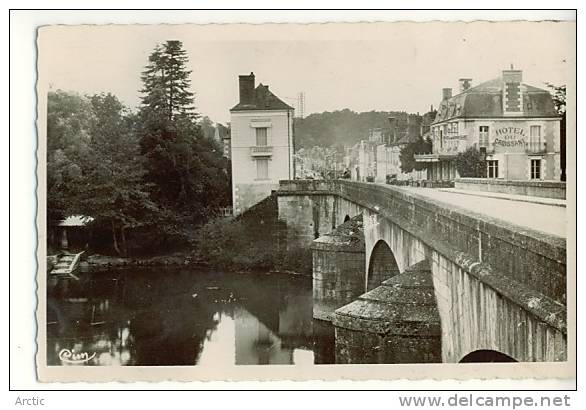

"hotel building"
[415,68,562,181]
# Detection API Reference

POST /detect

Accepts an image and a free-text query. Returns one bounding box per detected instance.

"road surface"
[395,186,567,238]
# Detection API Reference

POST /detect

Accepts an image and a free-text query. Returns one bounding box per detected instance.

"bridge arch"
[366,240,401,291]
[459,350,517,363]
[343,215,351,223]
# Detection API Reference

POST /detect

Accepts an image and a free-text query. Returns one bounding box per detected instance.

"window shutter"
[267,125,272,146]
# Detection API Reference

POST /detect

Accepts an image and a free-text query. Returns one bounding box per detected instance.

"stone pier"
[311,215,365,321]
[332,260,442,364]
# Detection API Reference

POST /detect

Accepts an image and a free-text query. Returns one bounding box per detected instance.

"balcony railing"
[526,141,547,154]
[250,145,273,156]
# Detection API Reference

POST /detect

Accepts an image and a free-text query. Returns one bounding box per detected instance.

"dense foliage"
[294,109,413,149]
[454,147,487,178]
[546,83,566,115]
[196,218,312,274]
[399,137,432,173]
[138,40,230,221]
[546,83,566,181]
[47,41,231,255]
[46,90,95,223]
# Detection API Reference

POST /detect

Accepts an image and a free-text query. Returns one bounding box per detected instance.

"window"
[530,125,541,139]
[479,126,489,148]
[256,127,268,146]
[529,125,542,152]
[453,122,459,134]
[531,159,541,180]
[256,158,269,180]
[487,160,499,178]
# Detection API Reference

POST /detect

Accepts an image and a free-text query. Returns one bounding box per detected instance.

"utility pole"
[297,92,305,119]
[388,117,396,145]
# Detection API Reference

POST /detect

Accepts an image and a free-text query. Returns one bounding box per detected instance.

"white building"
[230,73,295,215]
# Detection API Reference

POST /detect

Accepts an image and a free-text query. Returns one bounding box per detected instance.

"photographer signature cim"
[58,348,96,364]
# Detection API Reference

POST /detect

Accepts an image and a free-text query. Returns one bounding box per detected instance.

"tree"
[46,90,95,223]
[294,109,413,149]
[454,147,487,178]
[546,83,566,115]
[546,83,566,181]
[46,91,159,255]
[140,40,197,126]
[399,137,432,173]
[138,40,230,226]
[199,116,216,140]
[47,90,95,153]
[70,93,157,256]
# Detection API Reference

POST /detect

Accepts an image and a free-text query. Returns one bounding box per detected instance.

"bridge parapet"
[278,179,566,305]
[278,179,568,361]
[278,179,339,194]
[341,181,566,304]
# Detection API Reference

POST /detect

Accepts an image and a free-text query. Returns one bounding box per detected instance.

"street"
[396,186,567,238]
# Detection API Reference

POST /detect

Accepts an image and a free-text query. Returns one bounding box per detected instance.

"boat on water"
[48,251,85,281]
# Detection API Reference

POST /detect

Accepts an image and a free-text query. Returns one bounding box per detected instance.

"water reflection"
[47,269,333,366]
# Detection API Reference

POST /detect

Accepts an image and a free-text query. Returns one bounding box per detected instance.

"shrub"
[455,147,487,178]
[196,217,312,274]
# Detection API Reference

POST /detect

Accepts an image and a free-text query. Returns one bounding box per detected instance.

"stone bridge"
[275,179,567,364]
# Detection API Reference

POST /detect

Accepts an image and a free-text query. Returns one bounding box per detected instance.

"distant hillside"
[293,109,419,149]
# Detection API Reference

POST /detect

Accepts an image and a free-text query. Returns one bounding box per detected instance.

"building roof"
[433,78,560,124]
[230,84,294,112]
[57,215,94,227]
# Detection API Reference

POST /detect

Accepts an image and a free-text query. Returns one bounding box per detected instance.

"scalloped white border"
[9,10,577,389]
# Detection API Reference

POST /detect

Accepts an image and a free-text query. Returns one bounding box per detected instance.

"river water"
[47,268,335,366]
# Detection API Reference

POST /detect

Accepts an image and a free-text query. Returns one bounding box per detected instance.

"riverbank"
[79,252,204,271]
[79,196,313,275]
[79,250,312,277]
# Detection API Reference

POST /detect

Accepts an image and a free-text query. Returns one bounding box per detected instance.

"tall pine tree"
[140,41,197,128]
[138,40,230,226]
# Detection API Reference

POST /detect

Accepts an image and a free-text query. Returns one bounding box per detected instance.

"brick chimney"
[239,72,255,105]
[502,66,522,113]
[442,88,452,101]
[459,78,472,93]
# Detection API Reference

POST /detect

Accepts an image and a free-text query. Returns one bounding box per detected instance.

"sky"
[37,21,575,124]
